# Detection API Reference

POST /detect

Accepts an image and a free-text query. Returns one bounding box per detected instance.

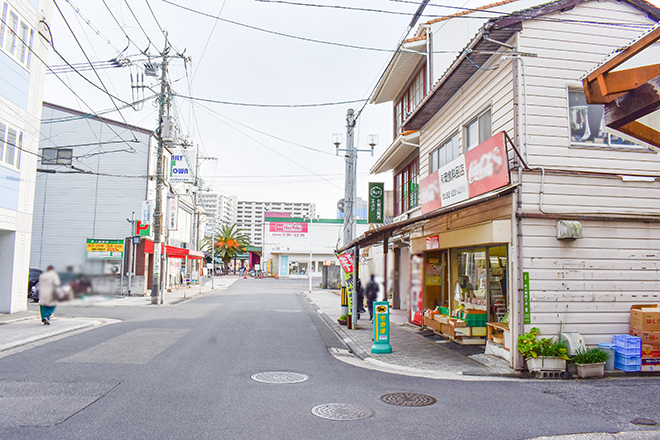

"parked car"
[27,268,42,301]
[30,272,93,301]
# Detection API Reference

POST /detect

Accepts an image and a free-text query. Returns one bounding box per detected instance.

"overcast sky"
[41,0,660,218]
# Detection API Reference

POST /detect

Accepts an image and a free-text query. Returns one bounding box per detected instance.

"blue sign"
[371,301,392,354]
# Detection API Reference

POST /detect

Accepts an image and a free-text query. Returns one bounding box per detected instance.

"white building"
[350,0,660,369]
[198,192,236,233]
[0,0,52,313]
[236,200,315,246]
[262,214,368,278]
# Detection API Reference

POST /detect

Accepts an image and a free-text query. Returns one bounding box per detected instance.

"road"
[0,279,658,440]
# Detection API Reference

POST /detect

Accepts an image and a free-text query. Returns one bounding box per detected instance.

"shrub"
[571,347,609,364]
[518,327,570,360]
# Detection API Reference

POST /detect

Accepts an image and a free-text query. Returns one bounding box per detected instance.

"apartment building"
[236,201,315,246]
[198,192,237,233]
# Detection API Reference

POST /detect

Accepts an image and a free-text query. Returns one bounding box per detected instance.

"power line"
[174,93,368,108]
[124,0,158,51]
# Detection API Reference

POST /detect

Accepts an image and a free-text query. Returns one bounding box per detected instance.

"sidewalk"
[305,289,522,380]
[0,277,238,355]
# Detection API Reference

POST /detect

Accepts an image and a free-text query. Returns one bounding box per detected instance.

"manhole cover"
[380,392,437,407]
[631,418,657,426]
[311,403,375,421]
[251,372,309,384]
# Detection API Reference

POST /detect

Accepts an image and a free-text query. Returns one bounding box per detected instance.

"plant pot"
[576,362,605,379]
[526,356,567,372]
[337,319,347,326]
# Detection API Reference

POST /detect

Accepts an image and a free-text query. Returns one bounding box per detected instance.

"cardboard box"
[642,344,660,359]
[424,316,441,331]
[471,326,487,337]
[464,309,486,315]
[641,364,660,372]
[630,304,660,332]
[455,327,471,337]
[449,318,467,328]
[630,329,660,344]
[442,323,461,339]
[434,315,449,324]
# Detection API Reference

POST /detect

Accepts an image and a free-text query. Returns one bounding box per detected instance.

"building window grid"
[394,65,426,136]
[465,109,491,151]
[394,159,419,216]
[0,3,34,70]
[429,132,460,173]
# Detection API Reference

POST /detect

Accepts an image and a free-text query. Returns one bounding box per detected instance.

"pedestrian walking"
[38,265,61,325]
[365,275,379,322]
[357,279,366,313]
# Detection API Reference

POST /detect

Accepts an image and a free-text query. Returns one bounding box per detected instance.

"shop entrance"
[424,251,448,310]
[453,245,508,323]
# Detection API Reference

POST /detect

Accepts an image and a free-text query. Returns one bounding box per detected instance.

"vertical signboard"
[371,301,392,353]
[410,254,424,325]
[169,149,193,182]
[523,272,531,324]
[368,182,384,224]
[337,252,354,317]
[168,195,179,231]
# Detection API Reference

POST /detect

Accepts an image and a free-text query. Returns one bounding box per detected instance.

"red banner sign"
[269,222,308,233]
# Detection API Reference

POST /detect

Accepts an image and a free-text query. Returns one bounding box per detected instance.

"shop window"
[429,132,459,173]
[394,158,419,216]
[454,245,508,323]
[568,89,646,150]
[465,109,491,151]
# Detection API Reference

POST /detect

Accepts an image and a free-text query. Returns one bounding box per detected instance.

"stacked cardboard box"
[630,305,660,372]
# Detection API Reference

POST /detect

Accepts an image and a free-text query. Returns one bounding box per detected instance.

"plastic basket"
[613,335,641,356]
[439,307,449,316]
[465,314,487,327]
[614,353,641,372]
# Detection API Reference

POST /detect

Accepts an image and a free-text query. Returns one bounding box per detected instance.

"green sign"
[86,239,124,259]
[523,272,531,324]
[368,182,384,224]
[371,301,392,353]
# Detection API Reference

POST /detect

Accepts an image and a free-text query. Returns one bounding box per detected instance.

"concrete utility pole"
[335,109,376,329]
[151,37,170,305]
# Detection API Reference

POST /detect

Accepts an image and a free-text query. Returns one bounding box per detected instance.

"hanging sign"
[523,272,531,324]
[420,132,509,214]
[368,182,384,224]
[142,200,153,225]
[168,195,179,231]
[169,149,193,182]
[135,220,151,236]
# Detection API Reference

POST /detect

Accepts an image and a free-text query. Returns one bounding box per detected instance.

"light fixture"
[333,133,342,155]
[368,134,378,155]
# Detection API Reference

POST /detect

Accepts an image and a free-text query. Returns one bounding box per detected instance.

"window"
[568,90,645,150]
[394,64,426,136]
[465,109,491,151]
[0,122,23,169]
[0,3,34,70]
[41,148,72,165]
[394,159,419,216]
[429,132,460,173]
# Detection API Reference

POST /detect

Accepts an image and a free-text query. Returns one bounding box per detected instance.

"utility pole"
[151,36,170,305]
[335,109,376,329]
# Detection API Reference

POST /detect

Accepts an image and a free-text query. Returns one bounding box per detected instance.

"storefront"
[141,240,204,292]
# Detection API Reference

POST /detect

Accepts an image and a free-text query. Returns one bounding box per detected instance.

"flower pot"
[576,362,605,379]
[337,319,347,326]
[526,356,566,372]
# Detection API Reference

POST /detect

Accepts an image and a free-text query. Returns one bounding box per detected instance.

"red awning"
[144,240,201,259]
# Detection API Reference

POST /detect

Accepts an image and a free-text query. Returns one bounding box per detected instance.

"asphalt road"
[0,279,658,440]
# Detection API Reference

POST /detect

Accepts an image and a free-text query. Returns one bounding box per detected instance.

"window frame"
[41,147,73,166]
[0,122,23,169]
[393,158,419,216]
[393,63,427,137]
[567,88,650,152]
[429,131,460,173]
[464,108,491,151]
[0,2,34,70]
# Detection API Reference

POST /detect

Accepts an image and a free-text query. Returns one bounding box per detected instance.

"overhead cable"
[174,93,368,108]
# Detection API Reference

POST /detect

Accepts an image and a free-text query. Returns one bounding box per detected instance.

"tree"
[204,224,251,274]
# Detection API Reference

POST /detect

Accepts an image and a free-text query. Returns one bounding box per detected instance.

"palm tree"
[204,224,251,274]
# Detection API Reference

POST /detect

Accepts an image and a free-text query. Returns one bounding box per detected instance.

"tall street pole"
[151,37,170,305]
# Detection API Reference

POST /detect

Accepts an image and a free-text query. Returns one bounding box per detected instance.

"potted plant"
[571,347,609,378]
[518,327,570,372]
[337,315,347,326]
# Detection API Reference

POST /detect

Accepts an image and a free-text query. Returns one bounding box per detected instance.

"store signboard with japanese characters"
[268,221,308,238]
[420,132,509,214]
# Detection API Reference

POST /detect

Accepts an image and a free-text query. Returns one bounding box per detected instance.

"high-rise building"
[236,201,315,246]
[198,193,237,233]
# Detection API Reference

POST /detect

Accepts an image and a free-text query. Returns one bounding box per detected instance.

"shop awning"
[144,240,204,259]
[336,186,516,253]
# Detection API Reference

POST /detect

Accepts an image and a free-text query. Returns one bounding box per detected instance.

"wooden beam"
[586,26,660,83]
[615,120,660,148]
[602,64,660,95]
[604,75,660,129]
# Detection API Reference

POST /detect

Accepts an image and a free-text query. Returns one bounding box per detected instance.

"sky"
[40,0,660,218]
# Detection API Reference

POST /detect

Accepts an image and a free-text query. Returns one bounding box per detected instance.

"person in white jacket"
[38,265,61,325]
